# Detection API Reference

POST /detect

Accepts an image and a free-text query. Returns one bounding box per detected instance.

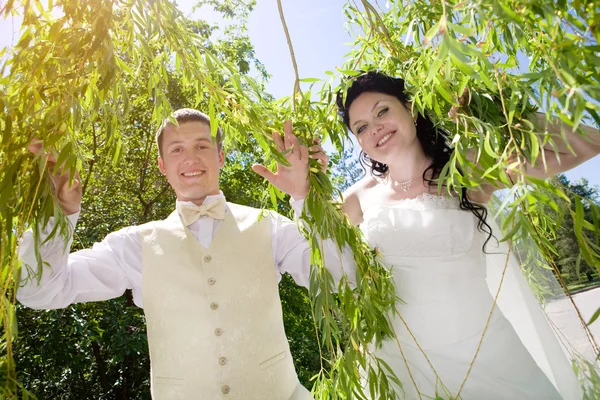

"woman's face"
[347,91,417,165]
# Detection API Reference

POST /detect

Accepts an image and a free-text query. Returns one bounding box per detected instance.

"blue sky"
[1,0,598,188]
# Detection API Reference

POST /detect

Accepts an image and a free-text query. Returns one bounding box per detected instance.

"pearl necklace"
[396,179,413,192]
[391,159,430,192]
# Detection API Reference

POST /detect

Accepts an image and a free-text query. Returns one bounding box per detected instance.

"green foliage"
[552,175,599,287]
[14,297,150,399]
[2,0,600,398]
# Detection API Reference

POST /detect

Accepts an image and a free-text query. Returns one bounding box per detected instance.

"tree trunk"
[92,341,110,392]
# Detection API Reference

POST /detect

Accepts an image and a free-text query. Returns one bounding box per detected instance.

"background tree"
[552,175,599,287]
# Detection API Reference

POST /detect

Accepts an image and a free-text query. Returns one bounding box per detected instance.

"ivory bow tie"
[178,198,226,226]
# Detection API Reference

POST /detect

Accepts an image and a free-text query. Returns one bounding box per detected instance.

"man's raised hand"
[252,120,328,200]
[29,140,82,215]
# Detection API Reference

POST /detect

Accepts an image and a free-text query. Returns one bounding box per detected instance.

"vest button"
[219,357,228,365]
[214,328,223,336]
[221,385,230,394]
[207,277,216,285]
[210,302,219,310]
[203,255,212,262]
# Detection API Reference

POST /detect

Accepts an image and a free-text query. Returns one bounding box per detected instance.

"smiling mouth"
[181,171,204,177]
[377,132,393,147]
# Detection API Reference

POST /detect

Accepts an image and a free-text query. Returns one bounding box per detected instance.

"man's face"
[158,121,224,205]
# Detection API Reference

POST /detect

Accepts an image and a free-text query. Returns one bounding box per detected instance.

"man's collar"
[175,191,226,208]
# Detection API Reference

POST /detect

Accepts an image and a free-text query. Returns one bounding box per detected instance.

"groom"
[18,109,351,399]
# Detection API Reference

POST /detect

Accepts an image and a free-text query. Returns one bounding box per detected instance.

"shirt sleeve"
[270,198,356,289]
[17,213,143,309]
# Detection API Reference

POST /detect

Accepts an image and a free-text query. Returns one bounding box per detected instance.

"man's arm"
[18,212,142,309]
[19,140,141,309]
[270,199,356,289]
[251,120,356,288]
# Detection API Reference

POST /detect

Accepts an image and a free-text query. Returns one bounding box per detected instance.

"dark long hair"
[336,71,493,247]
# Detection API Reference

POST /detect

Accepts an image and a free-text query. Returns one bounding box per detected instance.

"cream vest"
[140,203,311,400]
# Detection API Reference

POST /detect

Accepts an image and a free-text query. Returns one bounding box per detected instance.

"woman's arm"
[524,113,600,179]
[467,113,600,202]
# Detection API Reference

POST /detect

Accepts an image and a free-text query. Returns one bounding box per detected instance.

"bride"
[335,71,600,399]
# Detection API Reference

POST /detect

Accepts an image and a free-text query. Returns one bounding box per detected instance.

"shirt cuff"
[41,211,80,235]
[289,197,305,218]
[67,210,80,226]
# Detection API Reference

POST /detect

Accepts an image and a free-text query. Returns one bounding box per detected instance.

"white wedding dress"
[360,194,584,400]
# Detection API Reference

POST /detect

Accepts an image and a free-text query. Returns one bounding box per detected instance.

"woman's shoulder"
[345,175,378,194]
[342,176,378,225]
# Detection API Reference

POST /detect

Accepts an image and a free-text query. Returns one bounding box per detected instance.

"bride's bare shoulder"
[342,176,377,226]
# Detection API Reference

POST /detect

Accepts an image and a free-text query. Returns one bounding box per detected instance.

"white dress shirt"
[17,193,355,309]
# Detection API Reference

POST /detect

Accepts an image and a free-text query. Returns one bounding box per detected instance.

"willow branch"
[360,0,397,55]
[456,242,512,398]
[351,29,374,71]
[276,0,303,110]
[82,124,98,197]
[494,68,525,185]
